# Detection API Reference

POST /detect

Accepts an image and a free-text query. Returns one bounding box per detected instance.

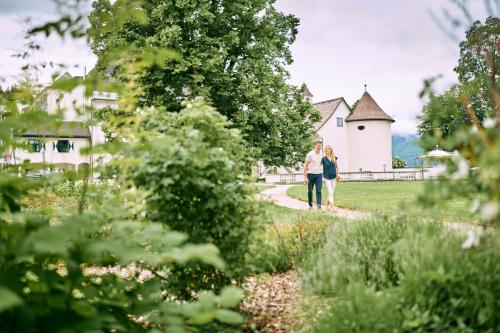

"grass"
[254,184,275,193]
[287,181,478,223]
[261,201,334,225]
[246,202,342,275]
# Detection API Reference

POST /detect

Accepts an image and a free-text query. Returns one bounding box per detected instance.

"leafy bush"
[21,179,82,215]
[300,215,439,297]
[393,229,500,332]
[392,157,407,169]
[122,99,259,298]
[310,222,500,333]
[0,176,245,332]
[313,285,401,333]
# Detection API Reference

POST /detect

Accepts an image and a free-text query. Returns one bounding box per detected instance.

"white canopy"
[418,145,453,159]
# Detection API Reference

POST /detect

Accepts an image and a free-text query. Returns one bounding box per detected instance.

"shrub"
[313,285,401,333]
[123,99,259,298]
[310,222,500,333]
[21,179,82,215]
[392,157,407,169]
[394,229,500,332]
[0,176,245,332]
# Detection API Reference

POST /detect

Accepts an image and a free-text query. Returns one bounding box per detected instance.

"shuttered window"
[54,140,73,153]
[28,139,42,152]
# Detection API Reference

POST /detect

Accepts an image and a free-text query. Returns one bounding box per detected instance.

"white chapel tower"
[346,90,394,172]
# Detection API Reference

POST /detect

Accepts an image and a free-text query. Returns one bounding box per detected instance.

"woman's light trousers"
[324,179,337,203]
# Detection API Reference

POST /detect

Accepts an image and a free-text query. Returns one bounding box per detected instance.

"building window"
[28,139,42,152]
[336,117,343,127]
[55,140,73,153]
[357,125,365,130]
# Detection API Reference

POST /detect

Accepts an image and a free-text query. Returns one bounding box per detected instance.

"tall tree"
[454,16,499,123]
[418,16,499,149]
[88,0,319,166]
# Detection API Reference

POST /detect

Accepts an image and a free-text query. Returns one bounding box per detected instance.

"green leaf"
[50,77,83,92]
[218,286,243,308]
[164,325,186,333]
[71,301,98,317]
[214,309,245,325]
[198,291,217,309]
[190,309,216,325]
[26,226,69,256]
[0,287,23,312]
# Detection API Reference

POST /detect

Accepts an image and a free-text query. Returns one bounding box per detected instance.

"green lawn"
[261,201,337,225]
[254,184,275,193]
[287,181,478,223]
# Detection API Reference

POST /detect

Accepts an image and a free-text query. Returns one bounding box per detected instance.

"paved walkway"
[259,185,369,220]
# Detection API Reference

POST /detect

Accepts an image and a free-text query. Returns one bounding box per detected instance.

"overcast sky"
[0,0,494,134]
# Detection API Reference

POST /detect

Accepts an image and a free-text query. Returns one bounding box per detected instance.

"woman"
[322,145,339,211]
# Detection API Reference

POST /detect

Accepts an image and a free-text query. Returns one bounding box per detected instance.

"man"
[304,138,323,209]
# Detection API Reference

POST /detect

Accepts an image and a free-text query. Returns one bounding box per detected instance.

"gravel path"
[259,185,369,220]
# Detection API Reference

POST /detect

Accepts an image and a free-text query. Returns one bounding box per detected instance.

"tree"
[392,157,407,169]
[0,1,246,330]
[88,0,320,167]
[417,11,500,225]
[417,85,467,149]
[418,17,499,150]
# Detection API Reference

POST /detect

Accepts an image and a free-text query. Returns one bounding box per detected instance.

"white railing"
[264,169,438,184]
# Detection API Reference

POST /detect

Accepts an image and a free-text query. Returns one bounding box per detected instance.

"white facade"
[316,100,351,172]
[347,120,392,172]
[309,89,394,173]
[14,137,91,171]
[12,73,118,172]
[46,85,87,121]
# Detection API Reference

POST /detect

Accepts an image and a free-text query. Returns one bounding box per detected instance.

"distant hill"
[392,134,422,167]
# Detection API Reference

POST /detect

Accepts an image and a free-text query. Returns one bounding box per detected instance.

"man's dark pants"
[307,173,323,208]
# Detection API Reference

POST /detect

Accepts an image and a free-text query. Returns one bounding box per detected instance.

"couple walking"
[303,138,340,210]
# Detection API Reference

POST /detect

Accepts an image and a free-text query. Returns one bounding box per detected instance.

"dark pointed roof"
[313,97,344,130]
[301,83,313,97]
[345,91,394,123]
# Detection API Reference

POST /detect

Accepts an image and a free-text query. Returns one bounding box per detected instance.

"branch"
[448,0,474,25]
[459,91,493,146]
[139,264,168,281]
[484,48,500,123]
[150,269,169,281]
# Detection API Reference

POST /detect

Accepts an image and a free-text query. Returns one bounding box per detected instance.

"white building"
[11,73,117,174]
[309,86,394,172]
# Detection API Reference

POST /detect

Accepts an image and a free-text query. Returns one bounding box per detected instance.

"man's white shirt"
[305,150,323,174]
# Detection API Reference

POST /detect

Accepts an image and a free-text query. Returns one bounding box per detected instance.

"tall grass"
[301,214,500,333]
[246,203,341,274]
[300,215,441,296]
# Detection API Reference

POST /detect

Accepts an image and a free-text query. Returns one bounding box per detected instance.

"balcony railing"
[264,169,440,184]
